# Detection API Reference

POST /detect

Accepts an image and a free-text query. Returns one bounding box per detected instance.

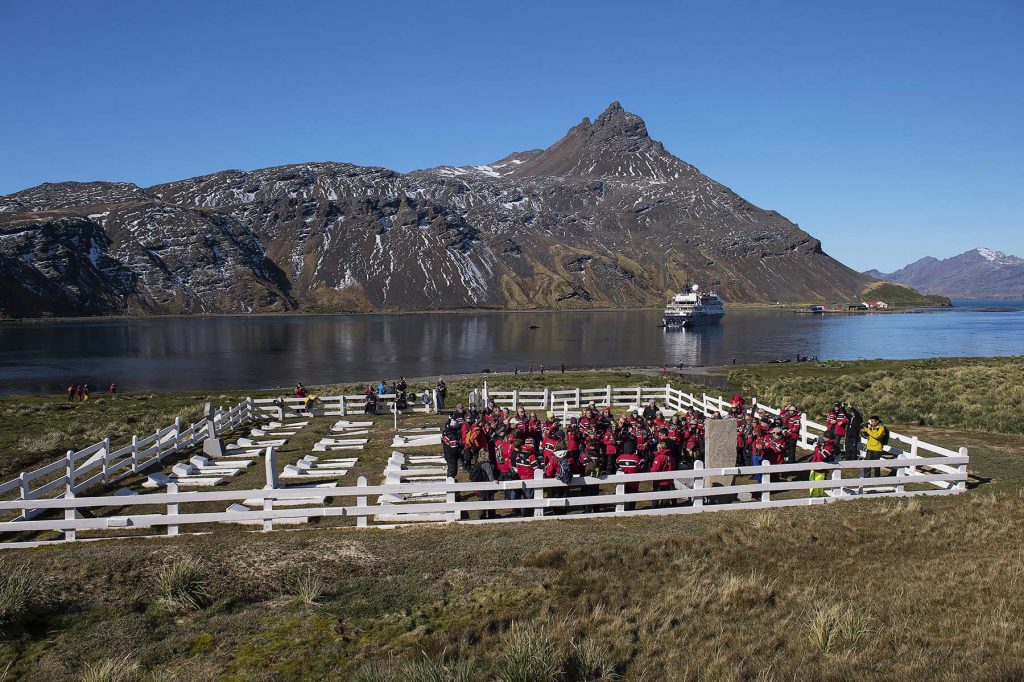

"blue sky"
[1,0,1021,271]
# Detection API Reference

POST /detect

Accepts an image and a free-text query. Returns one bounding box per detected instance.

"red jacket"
[650,450,675,490]
[650,451,674,473]
[616,452,642,474]
[827,410,849,437]
[514,449,543,481]
[602,430,619,456]
[495,439,515,474]
[762,435,787,465]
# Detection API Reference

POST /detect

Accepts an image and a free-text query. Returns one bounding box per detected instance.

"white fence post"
[575,387,581,408]
[606,385,612,407]
[615,483,625,513]
[65,449,75,496]
[543,388,550,411]
[665,383,671,409]
[356,476,368,528]
[693,460,704,509]
[702,393,709,415]
[800,414,809,448]
[760,460,771,503]
[894,453,906,494]
[512,389,519,411]
[909,436,920,476]
[635,387,642,406]
[957,447,969,492]
[130,435,140,474]
[263,496,274,532]
[533,469,545,517]
[167,481,179,536]
[173,417,181,454]
[101,437,111,486]
[340,395,346,417]
[64,490,76,542]
[446,477,459,522]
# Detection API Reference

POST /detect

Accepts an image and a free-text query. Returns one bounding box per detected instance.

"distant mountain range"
[866,248,1024,300]
[0,102,874,318]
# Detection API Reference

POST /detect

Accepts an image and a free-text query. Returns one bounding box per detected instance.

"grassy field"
[0,362,1021,680]
[720,356,1024,434]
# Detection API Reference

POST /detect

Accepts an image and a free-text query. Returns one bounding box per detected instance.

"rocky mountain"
[0,102,872,318]
[867,249,1024,300]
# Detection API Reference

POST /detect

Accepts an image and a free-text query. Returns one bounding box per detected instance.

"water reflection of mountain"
[2,306,1024,395]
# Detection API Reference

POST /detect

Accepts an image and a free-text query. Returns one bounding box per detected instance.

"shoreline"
[0,301,958,326]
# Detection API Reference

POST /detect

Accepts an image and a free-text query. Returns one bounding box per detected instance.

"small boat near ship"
[663,284,725,328]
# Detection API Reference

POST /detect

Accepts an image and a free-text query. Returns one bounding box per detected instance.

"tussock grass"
[288,568,326,606]
[808,602,872,653]
[155,555,212,613]
[751,511,779,530]
[80,655,141,682]
[727,357,1024,434]
[496,623,564,682]
[0,560,48,636]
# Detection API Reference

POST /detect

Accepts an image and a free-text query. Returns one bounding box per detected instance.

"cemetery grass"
[0,365,1022,678]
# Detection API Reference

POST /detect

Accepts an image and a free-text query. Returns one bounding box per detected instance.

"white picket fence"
[0,384,969,548]
[0,398,257,523]
[252,392,434,418]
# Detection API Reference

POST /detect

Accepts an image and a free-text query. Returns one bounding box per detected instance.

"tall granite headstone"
[703,417,737,487]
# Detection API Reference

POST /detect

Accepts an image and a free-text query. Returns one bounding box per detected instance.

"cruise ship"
[663,284,726,327]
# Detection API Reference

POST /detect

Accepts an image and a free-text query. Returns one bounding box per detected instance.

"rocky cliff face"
[867,248,1024,300]
[0,103,869,318]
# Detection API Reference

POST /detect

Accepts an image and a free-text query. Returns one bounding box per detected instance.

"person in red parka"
[827,402,849,438]
[495,433,515,478]
[602,425,620,474]
[649,441,676,507]
[511,438,543,517]
[616,448,642,510]
[763,426,787,465]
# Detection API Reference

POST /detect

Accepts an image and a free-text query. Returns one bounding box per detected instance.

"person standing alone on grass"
[66,384,75,402]
[108,383,117,397]
[435,379,447,410]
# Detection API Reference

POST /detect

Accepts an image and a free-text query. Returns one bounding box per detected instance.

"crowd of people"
[438,392,891,517]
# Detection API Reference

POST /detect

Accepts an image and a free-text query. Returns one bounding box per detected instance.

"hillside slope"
[0,103,871,317]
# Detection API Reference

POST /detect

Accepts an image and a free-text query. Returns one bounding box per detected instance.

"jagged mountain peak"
[501,102,693,182]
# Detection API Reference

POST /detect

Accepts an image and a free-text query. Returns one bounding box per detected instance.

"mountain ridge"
[1,102,872,318]
[866,248,1024,300]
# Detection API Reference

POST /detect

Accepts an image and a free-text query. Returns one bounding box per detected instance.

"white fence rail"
[0,383,970,548]
[252,393,433,418]
[0,454,968,548]
[0,398,257,523]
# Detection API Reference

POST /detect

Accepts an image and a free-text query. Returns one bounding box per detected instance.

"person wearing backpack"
[861,415,888,479]
[543,440,573,515]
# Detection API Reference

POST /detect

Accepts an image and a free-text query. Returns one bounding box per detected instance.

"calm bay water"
[1,301,1022,396]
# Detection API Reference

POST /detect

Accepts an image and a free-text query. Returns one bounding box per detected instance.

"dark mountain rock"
[867,249,1024,299]
[1,103,871,318]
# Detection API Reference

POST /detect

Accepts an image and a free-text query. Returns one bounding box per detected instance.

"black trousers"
[443,445,461,480]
